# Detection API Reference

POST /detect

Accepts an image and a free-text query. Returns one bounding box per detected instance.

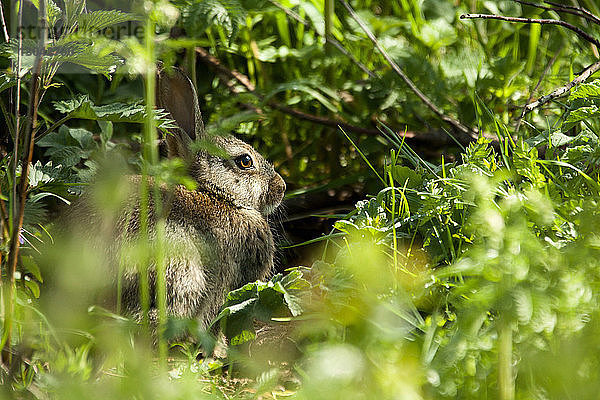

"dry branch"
[514,0,600,26]
[523,60,600,113]
[340,0,477,142]
[195,47,474,148]
[460,13,600,48]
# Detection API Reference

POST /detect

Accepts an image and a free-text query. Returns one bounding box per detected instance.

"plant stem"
[142,9,167,365]
[0,1,9,43]
[2,0,47,366]
[324,0,334,54]
[498,318,514,400]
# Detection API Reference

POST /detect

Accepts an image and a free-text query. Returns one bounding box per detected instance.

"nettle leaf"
[1,38,38,60]
[182,0,246,41]
[512,142,545,187]
[45,40,122,77]
[77,10,135,33]
[217,269,309,345]
[52,95,176,129]
[569,79,600,101]
[0,72,16,94]
[37,125,95,167]
[391,165,423,189]
[564,105,600,131]
[28,161,72,188]
[1,36,121,77]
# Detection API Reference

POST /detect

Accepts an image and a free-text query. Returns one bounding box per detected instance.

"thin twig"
[195,47,473,147]
[514,0,600,26]
[460,13,600,48]
[0,2,9,43]
[341,0,476,140]
[522,59,600,114]
[544,0,600,25]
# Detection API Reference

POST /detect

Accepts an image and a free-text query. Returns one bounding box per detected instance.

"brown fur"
[66,67,285,332]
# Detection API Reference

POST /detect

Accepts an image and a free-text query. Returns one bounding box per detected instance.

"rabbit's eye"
[235,154,254,170]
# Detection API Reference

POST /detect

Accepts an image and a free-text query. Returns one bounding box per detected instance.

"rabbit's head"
[156,67,285,215]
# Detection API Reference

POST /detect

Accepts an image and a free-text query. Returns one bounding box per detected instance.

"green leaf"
[37,126,95,166]
[564,105,600,131]
[45,40,123,77]
[217,269,308,345]
[0,72,16,94]
[51,95,176,129]
[182,0,246,41]
[76,10,136,33]
[390,165,423,189]
[28,160,74,187]
[263,81,339,112]
[21,256,43,283]
[569,79,600,101]
[24,279,41,299]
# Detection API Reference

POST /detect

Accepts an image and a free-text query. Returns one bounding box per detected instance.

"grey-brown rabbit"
[118,67,286,330]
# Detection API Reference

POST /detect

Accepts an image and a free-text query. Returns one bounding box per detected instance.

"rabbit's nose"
[272,174,286,202]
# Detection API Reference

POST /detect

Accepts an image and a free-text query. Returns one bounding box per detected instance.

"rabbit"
[115,66,286,331]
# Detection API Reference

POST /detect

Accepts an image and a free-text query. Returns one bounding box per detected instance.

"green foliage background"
[2,0,600,399]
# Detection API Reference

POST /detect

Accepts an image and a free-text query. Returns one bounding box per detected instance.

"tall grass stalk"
[2,0,46,366]
[498,317,514,400]
[387,170,399,289]
[142,3,167,364]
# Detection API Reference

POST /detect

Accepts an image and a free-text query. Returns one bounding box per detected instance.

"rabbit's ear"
[156,66,205,160]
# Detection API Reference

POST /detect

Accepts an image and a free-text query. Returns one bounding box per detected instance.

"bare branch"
[522,60,600,114]
[514,0,600,26]
[544,0,600,25]
[341,0,476,140]
[460,13,600,48]
[195,47,474,147]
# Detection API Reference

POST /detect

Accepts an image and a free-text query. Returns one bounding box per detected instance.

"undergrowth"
[2,0,600,399]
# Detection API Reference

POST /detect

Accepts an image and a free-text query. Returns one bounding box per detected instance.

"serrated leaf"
[51,95,176,129]
[182,0,246,41]
[77,10,135,33]
[564,105,600,131]
[391,165,423,189]
[569,79,600,101]
[45,40,122,77]
[0,72,16,94]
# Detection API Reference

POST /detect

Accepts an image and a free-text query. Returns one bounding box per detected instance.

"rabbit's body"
[120,180,277,328]
[111,67,285,330]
